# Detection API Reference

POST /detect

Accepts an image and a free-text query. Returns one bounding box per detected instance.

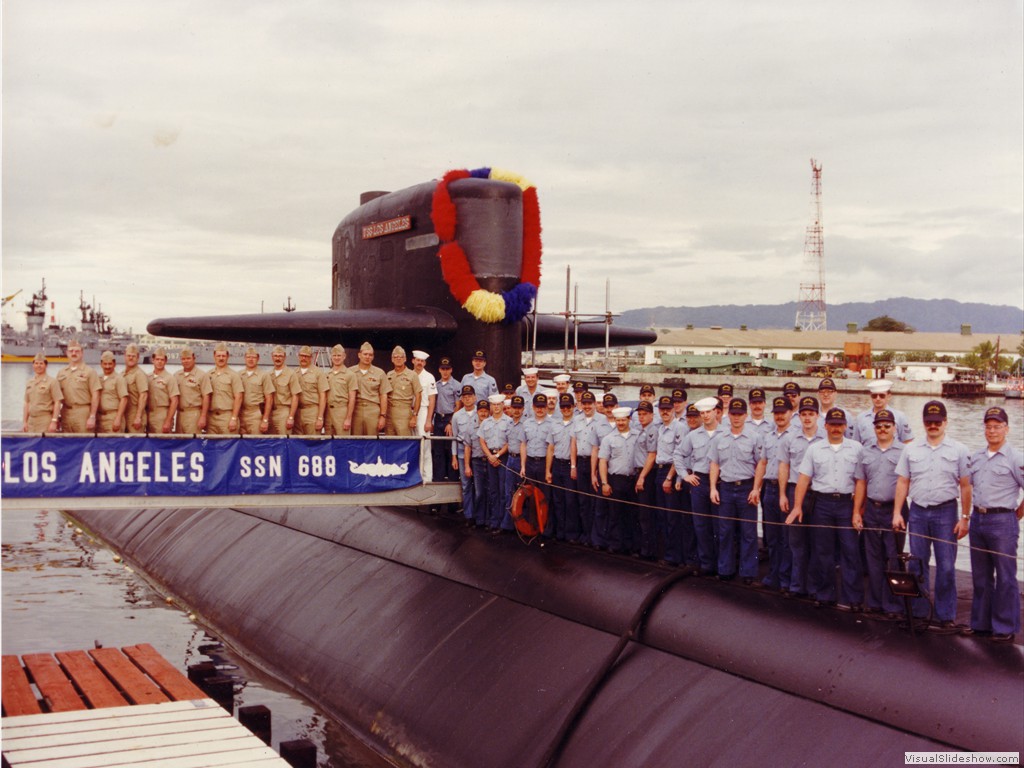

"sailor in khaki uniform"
[207,343,244,435]
[351,341,392,435]
[240,346,273,434]
[325,344,357,436]
[294,345,328,435]
[57,340,101,433]
[386,346,422,437]
[269,345,301,434]
[97,350,129,433]
[147,347,179,434]
[23,352,63,433]
[174,347,212,434]
[122,344,149,433]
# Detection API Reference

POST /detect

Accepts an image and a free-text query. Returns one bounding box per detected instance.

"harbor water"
[2,361,1022,765]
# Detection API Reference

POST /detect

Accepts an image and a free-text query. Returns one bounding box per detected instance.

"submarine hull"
[69,505,1023,767]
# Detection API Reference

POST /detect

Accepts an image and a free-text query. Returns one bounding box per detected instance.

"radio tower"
[795,158,827,331]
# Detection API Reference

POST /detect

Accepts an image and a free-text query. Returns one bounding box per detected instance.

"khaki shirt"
[148,370,180,410]
[387,368,422,406]
[209,367,244,411]
[326,368,357,408]
[122,366,149,410]
[241,368,274,408]
[175,368,212,410]
[99,372,129,414]
[25,374,63,415]
[295,367,329,408]
[350,364,392,404]
[56,364,101,407]
[270,367,302,408]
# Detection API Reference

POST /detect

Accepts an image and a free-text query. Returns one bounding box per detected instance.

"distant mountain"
[620,298,1024,334]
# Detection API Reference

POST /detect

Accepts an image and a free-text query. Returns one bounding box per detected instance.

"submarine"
[69,169,1021,766]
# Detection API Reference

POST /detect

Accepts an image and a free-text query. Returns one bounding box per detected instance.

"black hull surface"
[70,506,1024,766]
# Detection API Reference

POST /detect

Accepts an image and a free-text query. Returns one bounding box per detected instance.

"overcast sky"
[3,1,1022,334]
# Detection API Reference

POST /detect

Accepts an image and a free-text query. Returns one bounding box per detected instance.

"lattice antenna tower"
[795,158,827,331]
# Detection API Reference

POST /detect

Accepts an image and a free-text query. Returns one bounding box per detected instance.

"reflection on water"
[1,508,390,768]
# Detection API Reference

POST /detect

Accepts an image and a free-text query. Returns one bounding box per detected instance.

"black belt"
[974,506,1013,515]
[656,462,673,470]
[868,498,894,506]
[764,479,779,486]
[692,471,708,479]
[611,472,637,479]
[435,413,453,422]
[916,498,956,510]
[553,457,571,465]
[815,491,852,501]
[721,478,754,487]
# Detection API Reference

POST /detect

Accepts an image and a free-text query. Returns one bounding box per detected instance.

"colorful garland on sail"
[431,167,542,324]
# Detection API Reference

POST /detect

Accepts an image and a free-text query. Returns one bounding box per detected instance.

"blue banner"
[1,436,422,498]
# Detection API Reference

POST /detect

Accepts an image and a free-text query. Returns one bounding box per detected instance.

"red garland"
[438,242,477,304]
[430,169,469,241]
[521,186,542,287]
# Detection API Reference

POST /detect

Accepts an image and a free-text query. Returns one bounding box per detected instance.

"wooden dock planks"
[2,646,293,767]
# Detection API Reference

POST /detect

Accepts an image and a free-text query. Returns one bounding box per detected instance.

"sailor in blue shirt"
[459,349,498,406]
[746,388,773,437]
[788,408,864,607]
[515,367,543,403]
[632,401,659,558]
[431,357,460,482]
[521,394,553,488]
[851,409,907,615]
[598,406,639,553]
[893,400,971,626]
[501,396,527,531]
[853,379,913,447]
[815,378,854,439]
[674,397,726,575]
[589,393,620,548]
[450,385,480,523]
[464,399,491,527]
[778,396,826,596]
[965,406,1024,641]
[655,396,689,567]
[478,394,512,531]
[760,396,794,591]
[709,398,766,582]
[546,393,580,542]
[571,391,600,545]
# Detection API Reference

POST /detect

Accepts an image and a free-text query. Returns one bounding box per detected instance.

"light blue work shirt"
[460,372,498,402]
[478,415,510,452]
[895,438,969,506]
[854,441,905,502]
[655,419,684,465]
[522,416,553,458]
[709,428,764,482]
[798,438,863,494]
[673,427,719,476]
[779,428,825,483]
[633,421,658,471]
[434,377,459,416]
[507,417,526,458]
[571,414,599,458]
[547,416,575,460]
[854,407,913,447]
[591,417,617,457]
[968,443,1024,509]
[451,408,478,458]
[599,429,639,476]
[465,414,488,458]
[760,426,791,481]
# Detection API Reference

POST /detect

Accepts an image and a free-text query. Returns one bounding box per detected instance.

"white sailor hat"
[612,406,632,419]
[488,394,505,405]
[412,350,429,361]
[553,373,571,383]
[866,379,893,394]
[694,396,719,413]
[523,367,539,376]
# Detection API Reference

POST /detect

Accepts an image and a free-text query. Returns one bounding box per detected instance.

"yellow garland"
[488,167,533,192]
[463,289,507,323]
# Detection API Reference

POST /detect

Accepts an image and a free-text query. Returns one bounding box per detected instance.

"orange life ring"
[510,481,548,540]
